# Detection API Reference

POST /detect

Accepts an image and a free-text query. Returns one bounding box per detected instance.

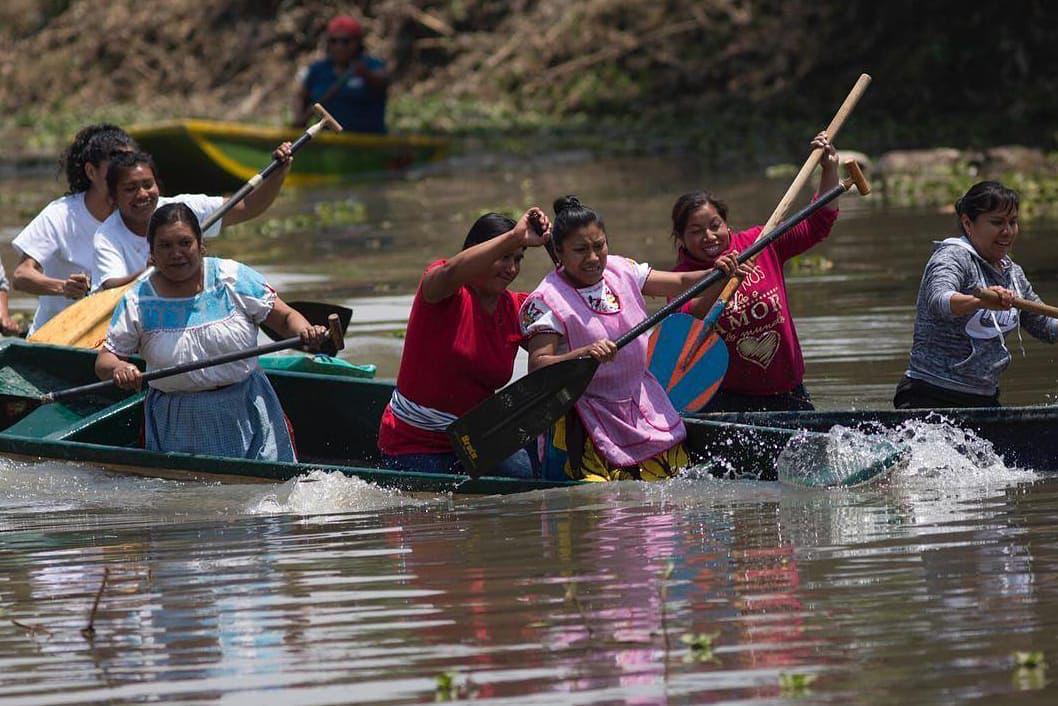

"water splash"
[890,417,1036,486]
[248,469,424,516]
[777,417,1035,490]
[777,425,907,488]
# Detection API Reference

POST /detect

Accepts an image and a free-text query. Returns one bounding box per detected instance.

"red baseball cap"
[327,15,363,37]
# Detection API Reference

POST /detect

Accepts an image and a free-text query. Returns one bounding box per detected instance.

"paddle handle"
[41,315,345,404]
[715,73,872,303]
[974,288,1058,318]
[614,163,868,349]
[528,211,560,267]
[201,104,343,230]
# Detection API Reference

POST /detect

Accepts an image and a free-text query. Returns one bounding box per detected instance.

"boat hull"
[129,120,448,193]
[0,340,899,492]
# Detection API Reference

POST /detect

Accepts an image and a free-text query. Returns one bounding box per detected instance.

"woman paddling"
[12,124,137,333]
[93,146,292,290]
[96,203,327,461]
[894,181,1057,409]
[377,209,552,477]
[670,132,841,412]
[522,196,739,482]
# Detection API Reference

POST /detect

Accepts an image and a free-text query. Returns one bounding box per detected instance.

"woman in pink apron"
[521,196,740,481]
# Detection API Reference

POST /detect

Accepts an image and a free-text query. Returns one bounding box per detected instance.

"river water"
[1,153,1057,704]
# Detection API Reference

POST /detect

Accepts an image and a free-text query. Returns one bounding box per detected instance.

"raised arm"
[421,208,551,303]
[221,142,294,226]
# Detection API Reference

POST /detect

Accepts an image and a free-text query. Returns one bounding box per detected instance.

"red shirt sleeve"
[770,196,838,263]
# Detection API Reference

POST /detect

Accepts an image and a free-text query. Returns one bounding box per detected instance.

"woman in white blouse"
[95,203,327,461]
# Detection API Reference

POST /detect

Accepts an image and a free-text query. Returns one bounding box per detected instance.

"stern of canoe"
[130,120,449,194]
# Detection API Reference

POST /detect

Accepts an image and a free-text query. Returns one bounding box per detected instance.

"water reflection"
[1,452,1057,703]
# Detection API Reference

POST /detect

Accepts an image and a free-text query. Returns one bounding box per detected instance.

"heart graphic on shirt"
[736,330,780,369]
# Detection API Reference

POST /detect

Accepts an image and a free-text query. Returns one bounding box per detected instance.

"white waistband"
[388,389,458,432]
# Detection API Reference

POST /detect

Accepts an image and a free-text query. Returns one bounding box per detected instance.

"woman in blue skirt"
[95,203,328,461]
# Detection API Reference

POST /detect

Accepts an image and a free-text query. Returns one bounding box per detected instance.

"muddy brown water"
[2,155,1058,704]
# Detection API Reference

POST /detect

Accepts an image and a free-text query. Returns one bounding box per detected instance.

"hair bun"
[553,195,582,215]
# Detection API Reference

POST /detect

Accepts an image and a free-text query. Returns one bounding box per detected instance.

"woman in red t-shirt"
[670,132,841,412]
[377,208,551,476]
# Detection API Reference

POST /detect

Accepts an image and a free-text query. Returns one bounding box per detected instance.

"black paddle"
[260,301,353,342]
[1,315,344,423]
[447,161,871,477]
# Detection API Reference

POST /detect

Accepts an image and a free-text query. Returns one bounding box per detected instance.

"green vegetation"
[434,671,477,701]
[3,1,1058,170]
[680,632,720,663]
[878,165,1058,221]
[788,254,835,276]
[1012,651,1048,691]
[778,672,817,696]
[1013,650,1046,669]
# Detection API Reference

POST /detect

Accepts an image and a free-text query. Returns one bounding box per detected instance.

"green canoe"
[0,340,904,493]
[128,119,448,194]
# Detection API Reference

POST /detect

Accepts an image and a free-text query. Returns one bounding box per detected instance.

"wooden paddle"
[27,104,344,350]
[715,73,871,304]
[648,73,872,410]
[974,288,1058,318]
[1,315,344,424]
[448,163,871,477]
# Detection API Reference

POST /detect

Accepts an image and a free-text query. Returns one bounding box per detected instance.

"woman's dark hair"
[462,212,517,250]
[60,124,138,195]
[955,181,1019,233]
[147,202,203,249]
[552,195,604,249]
[670,190,728,245]
[106,151,161,198]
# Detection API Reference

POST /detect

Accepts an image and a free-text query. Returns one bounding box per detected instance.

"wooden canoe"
[0,340,902,493]
[692,406,1058,471]
[128,119,448,194]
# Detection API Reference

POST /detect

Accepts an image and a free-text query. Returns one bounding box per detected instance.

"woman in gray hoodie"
[895,181,1058,408]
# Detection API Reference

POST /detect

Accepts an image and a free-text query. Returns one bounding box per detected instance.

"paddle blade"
[448,357,599,477]
[776,425,910,488]
[27,285,129,348]
[261,302,353,342]
[647,313,728,412]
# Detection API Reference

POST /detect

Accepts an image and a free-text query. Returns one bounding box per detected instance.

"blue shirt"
[302,57,387,134]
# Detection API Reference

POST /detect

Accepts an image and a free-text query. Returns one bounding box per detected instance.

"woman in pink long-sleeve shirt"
[670,132,841,412]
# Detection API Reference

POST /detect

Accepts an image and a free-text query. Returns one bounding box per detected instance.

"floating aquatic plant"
[788,253,834,276]
[778,672,817,696]
[680,631,720,663]
[435,671,478,701]
[1013,650,1046,669]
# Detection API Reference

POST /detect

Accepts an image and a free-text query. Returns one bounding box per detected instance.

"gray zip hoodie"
[906,236,1058,396]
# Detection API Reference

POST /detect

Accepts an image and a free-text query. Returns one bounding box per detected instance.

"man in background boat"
[292,15,389,134]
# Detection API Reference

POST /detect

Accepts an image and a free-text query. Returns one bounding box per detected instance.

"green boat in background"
[0,340,905,493]
[128,119,449,193]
